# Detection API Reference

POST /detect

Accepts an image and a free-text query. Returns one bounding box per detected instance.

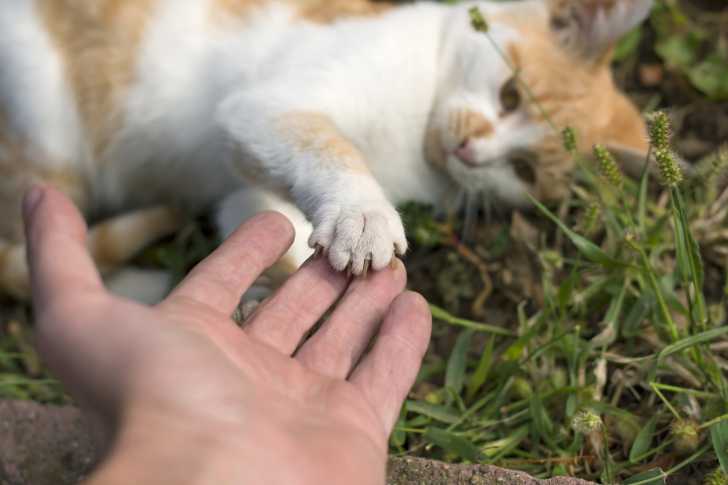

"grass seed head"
[469,6,489,33]
[578,201,601,236]
[705,469,728,485]
[671,419,701,455]
[708,145,728,180]
[655,147,684,186]
[572,409,603,435]
[562,126,578,154]
[512,377,534,400]
[594,145,623,187]
[647,111,673,151]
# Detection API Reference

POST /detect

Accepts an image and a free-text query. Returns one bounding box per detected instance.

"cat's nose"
[455,139,478,167]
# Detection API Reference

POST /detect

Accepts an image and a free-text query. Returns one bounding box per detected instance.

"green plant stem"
[430,305,516,336]
[700,413,728,430]
[636,247,680,342]
[650,382,681,420]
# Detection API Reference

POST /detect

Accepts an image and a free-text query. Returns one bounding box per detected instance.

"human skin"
[22,186,432,485]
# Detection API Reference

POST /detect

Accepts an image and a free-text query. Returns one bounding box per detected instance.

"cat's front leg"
[305,171,407,274]
[219,99,407,275]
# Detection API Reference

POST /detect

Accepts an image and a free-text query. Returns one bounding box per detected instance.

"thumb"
[23,185,105,312]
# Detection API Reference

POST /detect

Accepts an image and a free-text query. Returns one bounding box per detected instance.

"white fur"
[216,186,314,267]
[2,0,653,278]
[0,1,84,167]
[106,268,172,305]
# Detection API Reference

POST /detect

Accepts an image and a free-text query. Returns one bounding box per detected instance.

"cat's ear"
[547,0,653,63]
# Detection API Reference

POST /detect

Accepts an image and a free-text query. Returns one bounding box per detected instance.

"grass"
[1,0,727,483]
[394,116,728,483]
[389,2,728,483]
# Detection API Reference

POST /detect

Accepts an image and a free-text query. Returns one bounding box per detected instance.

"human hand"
[23,186,431,485]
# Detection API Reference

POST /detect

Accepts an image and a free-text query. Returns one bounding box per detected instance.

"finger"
[295,259,406,378]
[23,186,105,309]
[245,257,349,354]
[167,212,294,314]
[349,292,431,434]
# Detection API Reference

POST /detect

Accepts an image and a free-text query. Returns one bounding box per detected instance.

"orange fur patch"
[424,127,447,169]
[297,0,393,24]
[457,111,494,141]
[498,24,649,200]
[210,0,266,24]
[0,111,87,241]
[89,206,182,272]
[277,111,369,172]
[39,0,156,159]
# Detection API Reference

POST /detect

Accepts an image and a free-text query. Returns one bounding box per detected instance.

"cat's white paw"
[309,202,408,275]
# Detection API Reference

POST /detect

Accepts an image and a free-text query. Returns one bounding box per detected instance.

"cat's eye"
[512,157,536,185]
[499,77,521,113]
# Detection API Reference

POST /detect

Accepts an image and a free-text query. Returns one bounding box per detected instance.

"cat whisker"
[481,193,493,224]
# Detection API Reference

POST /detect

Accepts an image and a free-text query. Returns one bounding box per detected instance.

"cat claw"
[361,257,372,278]
[313,244,325,259]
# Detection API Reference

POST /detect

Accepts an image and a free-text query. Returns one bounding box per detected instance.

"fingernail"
[22,185,45,219]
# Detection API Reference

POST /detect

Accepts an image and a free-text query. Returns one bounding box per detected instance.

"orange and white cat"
[0,0,651,301]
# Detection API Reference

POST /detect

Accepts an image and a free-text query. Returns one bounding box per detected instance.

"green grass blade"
[658,325,728,362]
[529,194,623,268]
[406,400,460,424]
[630,415,658,463]
[466,336,495,402]
[424,427,484,462]
[446,330,472,396]
[710,420,728,472]
[624,468,666,485]
[670,187,707,329]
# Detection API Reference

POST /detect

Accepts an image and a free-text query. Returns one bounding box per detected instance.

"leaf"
[446,331,472,396]
[529,195,623,268]
[655,32,702,70]
[689,52,728,101]
[710,420,728,473]
[466,336,495,401]
[622,294,654,338]
[624,468,666,485]
[406,400,460,424]
[529,394,555,447]
[658,325,728,362]
[390,415,407,448]
[424,427,483,462]
[592,284,626,347]
[670,188,707,328]
[613,27,643,62]
[630,415,658,463]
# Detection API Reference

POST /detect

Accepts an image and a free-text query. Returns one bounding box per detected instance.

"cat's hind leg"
[0,206,183,301]
[216,186,314,287]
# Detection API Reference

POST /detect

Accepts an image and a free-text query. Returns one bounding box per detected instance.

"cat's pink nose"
[455,139,478,167]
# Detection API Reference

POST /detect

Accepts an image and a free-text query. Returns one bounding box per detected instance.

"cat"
[0,0,652,302]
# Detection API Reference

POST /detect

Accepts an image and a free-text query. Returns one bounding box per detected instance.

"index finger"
[167,212,294,314]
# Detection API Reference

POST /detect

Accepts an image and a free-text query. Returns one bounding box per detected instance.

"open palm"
[24,186,431,485]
